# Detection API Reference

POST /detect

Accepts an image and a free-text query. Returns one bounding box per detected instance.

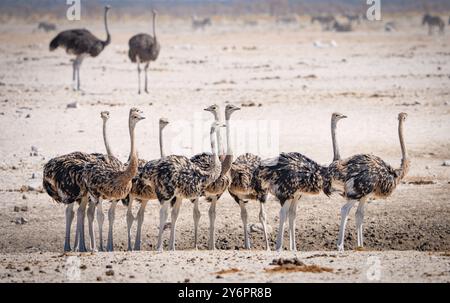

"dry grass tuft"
[266,258,333,274]
[214,268,241,275]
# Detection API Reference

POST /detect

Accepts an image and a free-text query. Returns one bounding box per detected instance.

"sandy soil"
[0,15,449,282]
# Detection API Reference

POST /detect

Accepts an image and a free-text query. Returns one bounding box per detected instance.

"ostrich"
[128,10,161,94]
[326,113,409,251]
[49,5,111,91]
[190,104,240,250]
[257,152,329,252]
[422,14,445,35]
[123,117,169,251]
[42,111,121,252]
[141,121,224,251]
[228,152,270,250]
[80,108,145,252]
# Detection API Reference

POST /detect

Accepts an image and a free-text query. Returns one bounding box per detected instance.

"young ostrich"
[80,108,145,252]
[257,151,330,252]
[42,111,119,252]
[123,118,169,251]
[190,104,240,250]
[128,10,161,94]
[141,121,223,251]
[326,113,409,251]
[422,14,445,35]
[228,152,270,250]
[49,6,111,91]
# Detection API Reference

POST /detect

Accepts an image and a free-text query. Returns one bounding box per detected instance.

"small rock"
[24,266,30,271]
[105,270,114,276]
[106,265,112,269]
[96,276,102,281]
[21,206,28,211]
[22,195,27,200]
[66,101,79,109]
[425,165,430,170]
[442,160,450,167]
[184,278,190,283]
[25,114,31,118]
[129,275,135,279]
[14,206,20,212]
[80,265,87,270]
[15,217,28,225]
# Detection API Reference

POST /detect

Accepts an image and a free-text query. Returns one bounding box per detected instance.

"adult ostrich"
[49,5,111,91]
[326,113,409,251]
[128,9,161,94]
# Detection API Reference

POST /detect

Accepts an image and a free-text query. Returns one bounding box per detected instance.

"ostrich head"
[129,108,145,128]
[204,104,220,120]
[159,117,169,128]
[332,112,347,122]
[225,104,240,120]
[100,111,110,121]
[152,9,157,16]
[398,112,408,121]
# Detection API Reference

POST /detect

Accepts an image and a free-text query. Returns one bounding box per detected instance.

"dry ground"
[0,15,449,282]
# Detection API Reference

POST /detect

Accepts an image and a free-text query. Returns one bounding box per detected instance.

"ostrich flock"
[43,106,409,253]
[44,6,410,253]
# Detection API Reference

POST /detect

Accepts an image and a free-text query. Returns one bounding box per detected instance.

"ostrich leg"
[193,198,201,249]
[106,200,118,252]
[239,201,250,249]
[75,196,89,252]
[64,203,75,252]
[259,202,270,251]
[288,198,299,251]
[137,62,141,94]
[72,59,77,91]
[355,198,367,248]
[134,200,148,251]
[126,196,135,251]
[156,200,170,252]
[275,200,291,252]
[144,62,149,94]
[208,197,218,250]
[96,199,105,251]
[337,200,356,251]
[87,200,97,251]
[169,197,182,251]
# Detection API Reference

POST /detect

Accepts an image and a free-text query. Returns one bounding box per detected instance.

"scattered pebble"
[442,160,450,167]
[14,206,20,212]
[66,101,79,109]
[105,270,115,276]
[14,217,28,225]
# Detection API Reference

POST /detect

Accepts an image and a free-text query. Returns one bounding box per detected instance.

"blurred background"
[1,0,450,21]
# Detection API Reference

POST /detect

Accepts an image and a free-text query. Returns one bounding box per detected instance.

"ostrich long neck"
[208,127,221,183]
[159,125,165,158]
[103,9,111,46]
[331,118,340,161]
[219,118,233,176]
[397,118,409,180]
[213,112,224,157]
[152,13,157,41]
[102,119,113,158]
[122,119,138,182]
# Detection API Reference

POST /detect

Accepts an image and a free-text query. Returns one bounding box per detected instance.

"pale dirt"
[0,15,449,282]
